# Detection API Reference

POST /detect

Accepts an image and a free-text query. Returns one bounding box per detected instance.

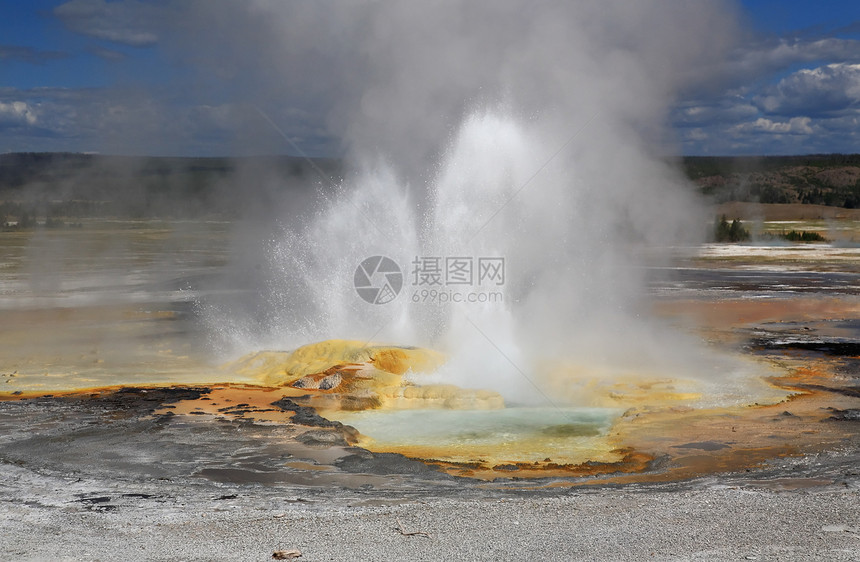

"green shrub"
[713,215,750,242]
[782,230,826,242]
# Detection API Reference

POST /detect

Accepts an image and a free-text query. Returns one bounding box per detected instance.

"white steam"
[190,1,754,403]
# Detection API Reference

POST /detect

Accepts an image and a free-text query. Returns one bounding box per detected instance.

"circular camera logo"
[354,256,403,305]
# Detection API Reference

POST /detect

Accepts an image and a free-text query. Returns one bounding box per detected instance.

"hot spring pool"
[327,406,624,465]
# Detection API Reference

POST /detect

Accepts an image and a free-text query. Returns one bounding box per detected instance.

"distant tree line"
[0,152,342,223]
[685,154,860,207]
[1,200,90,229]
[4,153,860,226]
[780,230,827,242]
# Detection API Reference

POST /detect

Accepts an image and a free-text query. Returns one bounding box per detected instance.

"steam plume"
[188,1,749,402]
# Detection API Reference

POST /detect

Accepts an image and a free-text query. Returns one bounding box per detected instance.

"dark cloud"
[0,45,68,65]
[54,0,162,47]
[817,114,860,132]
[672,98,758,128]
[729,37,860,81]
[833,20,860,36]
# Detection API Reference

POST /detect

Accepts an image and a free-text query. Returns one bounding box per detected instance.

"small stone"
[318,372,342,390]
[291,377,316,389]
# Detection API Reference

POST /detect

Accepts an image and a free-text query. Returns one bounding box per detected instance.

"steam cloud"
[188,0,749,402]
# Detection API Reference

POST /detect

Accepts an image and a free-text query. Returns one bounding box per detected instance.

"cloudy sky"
[2,0,859,157]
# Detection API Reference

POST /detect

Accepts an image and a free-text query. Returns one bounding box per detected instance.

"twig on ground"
[396,518,431,539]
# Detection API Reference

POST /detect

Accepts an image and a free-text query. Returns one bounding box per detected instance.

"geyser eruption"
[199,0,759,404]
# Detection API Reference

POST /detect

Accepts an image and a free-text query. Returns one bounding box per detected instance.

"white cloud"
[683,127,709,142]
[0,101,38,127]
[754,63,860,116]
[731,116,814,135]
[54,0,162,47]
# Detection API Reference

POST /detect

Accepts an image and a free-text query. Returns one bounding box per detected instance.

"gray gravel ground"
[2,460,859,562]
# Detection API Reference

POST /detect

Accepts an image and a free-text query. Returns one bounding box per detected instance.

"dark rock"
[826,408,860,421]
[750,340,860,357]
[77,496,117,511]
[84,386,212,414]
[78,496,111,504]
[335,451,452,478]
[291,372,343,390]
[296,430,348,447]
[794,384,860,398]
[291,378,312,389]
[318,373,342,390]
[270,397,341,428]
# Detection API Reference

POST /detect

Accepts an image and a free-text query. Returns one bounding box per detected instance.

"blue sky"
[2,0,860,156]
